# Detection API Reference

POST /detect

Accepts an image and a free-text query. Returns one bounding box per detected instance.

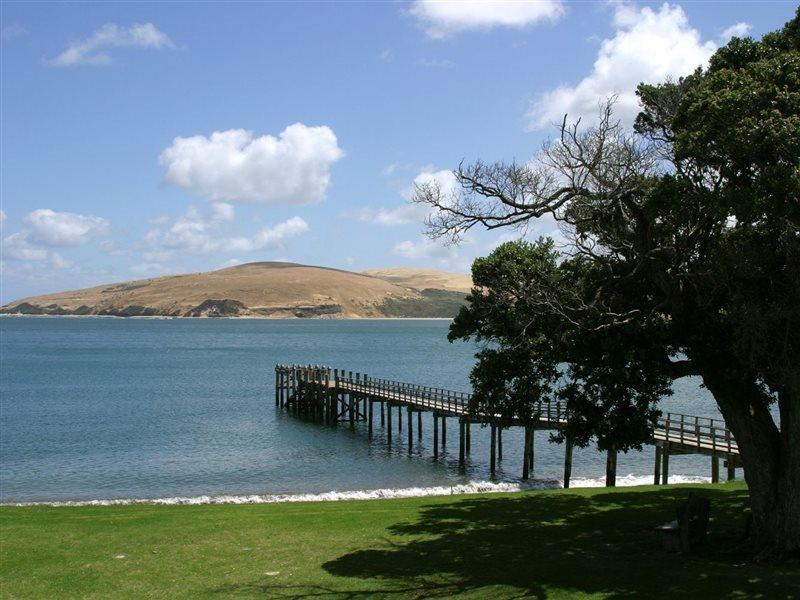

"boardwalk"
[275,364,740,487]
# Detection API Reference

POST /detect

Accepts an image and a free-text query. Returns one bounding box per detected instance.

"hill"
[0,262,469,319]
[361,267,472,294]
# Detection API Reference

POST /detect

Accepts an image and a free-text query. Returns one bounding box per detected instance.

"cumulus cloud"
[348,169,458,227]
[3,208,110,269]
[24,209,110,246]
[528,3,717,129]
[3,231,48,261]
[45,22,174,67]
[409,0,564,39]
[393,238,459,261]
[159,124,344,205]
[144,204,309,254]
[720,22,751,42]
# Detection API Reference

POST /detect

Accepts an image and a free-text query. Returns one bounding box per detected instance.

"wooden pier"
[274,364,741,487]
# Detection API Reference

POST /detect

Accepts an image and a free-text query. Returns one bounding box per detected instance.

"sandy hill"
[1,262,468,319]
[361,267,472,294]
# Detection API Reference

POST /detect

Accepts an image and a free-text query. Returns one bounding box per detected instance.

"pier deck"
[275,364,740,487]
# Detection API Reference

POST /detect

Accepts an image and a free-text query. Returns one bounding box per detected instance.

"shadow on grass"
[216,485,800,599]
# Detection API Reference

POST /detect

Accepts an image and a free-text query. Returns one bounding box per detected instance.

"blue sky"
[1,1,795,303]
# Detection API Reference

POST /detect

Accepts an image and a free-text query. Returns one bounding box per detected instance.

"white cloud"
[409,0,564,39]
[49,253,72,269]
[373,204,431,226]
[720,22,751,42]
[210,201,235,222]
[3,232,48,261]
[528,3,717,129]
[145,205,309,254]
[393,238,459,261]
[0,210,6,223]
[3,208,109,266]
[220,258,243,268]
[223,217,309,252]
[380,162,413,177]
[379,49,393,62]
[24,209,110,246]
[346,168,458,227]
[45,22,174,67]
[159,124,344,205]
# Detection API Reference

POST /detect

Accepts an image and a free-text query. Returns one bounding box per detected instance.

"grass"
[1,482,798,599]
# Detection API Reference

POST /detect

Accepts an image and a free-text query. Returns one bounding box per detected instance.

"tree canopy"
[416,11,800,557]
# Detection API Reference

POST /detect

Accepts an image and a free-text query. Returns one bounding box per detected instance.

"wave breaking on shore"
[3,474,712,507]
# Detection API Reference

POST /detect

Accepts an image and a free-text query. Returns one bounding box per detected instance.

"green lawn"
[1,482,798,599]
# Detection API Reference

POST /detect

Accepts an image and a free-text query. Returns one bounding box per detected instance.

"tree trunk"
[700,365,800,558]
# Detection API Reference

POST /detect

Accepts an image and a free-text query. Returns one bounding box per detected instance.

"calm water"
[0,317,724,503]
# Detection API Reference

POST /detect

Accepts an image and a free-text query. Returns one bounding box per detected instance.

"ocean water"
[0,317,726,504]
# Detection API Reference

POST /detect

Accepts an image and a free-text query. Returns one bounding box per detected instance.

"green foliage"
[450,239,671,451]
[380,288,466,318]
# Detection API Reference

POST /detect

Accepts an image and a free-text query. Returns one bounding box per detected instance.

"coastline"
[0,313,456,321]
[1,474,712,507]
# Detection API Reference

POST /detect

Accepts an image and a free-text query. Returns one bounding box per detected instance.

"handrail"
[274,363,738,454]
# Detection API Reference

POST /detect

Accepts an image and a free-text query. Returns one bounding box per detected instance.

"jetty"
[274,364,741,487]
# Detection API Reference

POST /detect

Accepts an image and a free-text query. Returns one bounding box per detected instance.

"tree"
[416,13,800,558]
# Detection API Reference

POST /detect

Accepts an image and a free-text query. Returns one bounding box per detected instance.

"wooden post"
[387,402,392,445]
[433,412,439,459]
[380,400,385,427]
[465,421,471,453]
[727,456,736,481]
[497,427,503,461]
[528,428,535,476]
[418,411,423,440]
[711,453,719,483]
[275,368,280,406]
[605,447,617,487]
[490,424,497,476]
[441,415,446,449]
[368,400,373,438]
[563,436,574,489]
[458,420,465,467]
[661,449,670,485]
[348,371,354,426]
[653,445,662,485]
[398,404,402,433]
[407,406,413,453]
[522,425,531,480]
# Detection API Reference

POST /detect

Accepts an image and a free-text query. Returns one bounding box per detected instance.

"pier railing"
[274,364,738,457]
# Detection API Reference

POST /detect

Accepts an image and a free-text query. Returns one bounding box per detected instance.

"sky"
[1,0,796,303]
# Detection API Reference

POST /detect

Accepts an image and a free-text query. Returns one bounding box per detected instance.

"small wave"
[3,474,713,507]
[569,473,711,488]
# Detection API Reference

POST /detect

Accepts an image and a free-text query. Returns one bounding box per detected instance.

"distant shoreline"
[0,313,455,321]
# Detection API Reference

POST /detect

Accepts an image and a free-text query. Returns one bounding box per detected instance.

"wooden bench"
[655,493,710,552]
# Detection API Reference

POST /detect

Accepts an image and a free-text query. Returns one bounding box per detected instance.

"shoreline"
[1,474,712,507]
[0,314,456,321]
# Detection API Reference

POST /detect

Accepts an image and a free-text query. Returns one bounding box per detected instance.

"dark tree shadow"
[211,486,800,599]
[321,486,798,599]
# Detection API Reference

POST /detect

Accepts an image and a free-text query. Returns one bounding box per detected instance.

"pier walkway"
[275,364,740,487]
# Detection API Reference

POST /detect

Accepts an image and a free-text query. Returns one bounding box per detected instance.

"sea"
[0,317,725,505]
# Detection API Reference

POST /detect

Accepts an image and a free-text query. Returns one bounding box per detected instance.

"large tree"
[416,13,799,557]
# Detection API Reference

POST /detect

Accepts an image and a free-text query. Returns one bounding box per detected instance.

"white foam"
[568,473,710,488]
[3,474,713,507]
